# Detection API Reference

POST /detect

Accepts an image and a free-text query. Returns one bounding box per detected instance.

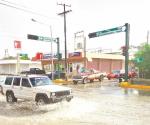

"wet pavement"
[0,80,150,125]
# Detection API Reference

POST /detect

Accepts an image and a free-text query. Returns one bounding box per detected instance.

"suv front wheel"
[6,91,17,103]
[99,75,104,82]
[73,80,78,84]
[36,95,49,105]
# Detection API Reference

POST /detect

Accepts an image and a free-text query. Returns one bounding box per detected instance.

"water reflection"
[138,90,150,96]
[123,88,150,96]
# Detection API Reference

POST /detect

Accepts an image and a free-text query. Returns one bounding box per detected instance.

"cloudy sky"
[0,0,150,58]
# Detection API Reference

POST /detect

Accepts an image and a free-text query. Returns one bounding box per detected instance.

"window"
[13,77,21,86]
[22,78,31,88]
[77,42,82,49]
[5,77,13,85]
[30,77,52,87]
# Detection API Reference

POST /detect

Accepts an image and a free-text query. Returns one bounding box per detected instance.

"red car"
[107,70,120,80]
[107,70,137,80]
[119,71,137,79]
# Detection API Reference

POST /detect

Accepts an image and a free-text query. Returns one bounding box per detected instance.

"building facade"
[41,52,125,74]
[0,60,41,74]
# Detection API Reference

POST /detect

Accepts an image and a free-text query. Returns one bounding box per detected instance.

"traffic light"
[27,34,39,40]
[88,32,97,38]
[121,46,126,56]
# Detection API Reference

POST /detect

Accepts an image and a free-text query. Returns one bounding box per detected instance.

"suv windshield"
[30,77,53,87]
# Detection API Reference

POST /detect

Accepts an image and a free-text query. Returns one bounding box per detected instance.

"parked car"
[21,68,45,74]
[2,75,73,105]
[107,70,120,80]
[119,71,137,79]
[107,70,137,80]
[72,68,105,84]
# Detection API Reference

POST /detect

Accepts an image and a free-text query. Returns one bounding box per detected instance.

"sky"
[0,0,150,58]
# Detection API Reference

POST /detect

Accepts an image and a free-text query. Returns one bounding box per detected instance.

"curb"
[119,82,150,90]
[53,79,72,85]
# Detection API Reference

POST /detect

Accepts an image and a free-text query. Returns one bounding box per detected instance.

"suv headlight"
[70,89,72,94]
[51,92,55,96]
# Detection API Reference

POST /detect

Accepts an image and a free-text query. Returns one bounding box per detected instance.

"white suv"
[2,75,73,105]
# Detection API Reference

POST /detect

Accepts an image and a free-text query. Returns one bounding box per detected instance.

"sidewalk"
[119,80,150,90]
[53,79,73,85]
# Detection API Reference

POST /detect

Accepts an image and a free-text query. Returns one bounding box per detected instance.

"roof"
[86,53,125,60]
[0,60,41,64]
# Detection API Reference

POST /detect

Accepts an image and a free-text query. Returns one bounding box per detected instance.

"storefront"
[41,52,125,74]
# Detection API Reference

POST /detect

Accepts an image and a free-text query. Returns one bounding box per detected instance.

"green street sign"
[38,36,53,42]
[27,34,55,42]
[96,27,123,36]
[136,57,144,63]
[88,26,124,38]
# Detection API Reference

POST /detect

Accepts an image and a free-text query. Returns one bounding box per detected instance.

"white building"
[0,60,42,74]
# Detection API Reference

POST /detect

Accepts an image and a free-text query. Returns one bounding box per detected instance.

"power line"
[0,1,55,20]
[0,0,29,9]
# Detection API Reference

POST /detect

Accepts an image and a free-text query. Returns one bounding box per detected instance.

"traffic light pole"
[125,23,130,82]
[88,23,130,82]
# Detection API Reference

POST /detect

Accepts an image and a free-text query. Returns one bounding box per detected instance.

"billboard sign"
[68,52,82,58]
[43,53,59,59]
[14,40,21,49]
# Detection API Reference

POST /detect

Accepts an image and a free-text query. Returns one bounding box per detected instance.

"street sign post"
[88,23,130,82]
[88,26,124,38]
[27,34,60,77]
[124,23,130,82]
[27,34,55,42]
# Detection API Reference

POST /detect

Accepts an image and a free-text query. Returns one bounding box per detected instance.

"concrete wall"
[87,58,123,73]
[0,60,42,74]
[0,64,16,74]
[86,53,124,73]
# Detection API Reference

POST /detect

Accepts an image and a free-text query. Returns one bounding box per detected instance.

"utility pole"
[57,3,72,80]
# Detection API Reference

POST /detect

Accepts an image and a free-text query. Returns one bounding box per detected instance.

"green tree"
[134,43,150,79]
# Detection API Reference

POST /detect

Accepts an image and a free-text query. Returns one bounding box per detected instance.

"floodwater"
[0,80,150,125]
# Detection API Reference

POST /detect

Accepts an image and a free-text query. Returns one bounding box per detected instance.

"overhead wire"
[1,0,29,9]
[0,0,56,20]
[0,0,61,58]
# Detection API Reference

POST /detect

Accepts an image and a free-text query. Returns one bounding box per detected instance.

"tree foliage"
[134,43,150,78]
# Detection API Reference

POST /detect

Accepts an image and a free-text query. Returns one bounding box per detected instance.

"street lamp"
[31,18,54,80]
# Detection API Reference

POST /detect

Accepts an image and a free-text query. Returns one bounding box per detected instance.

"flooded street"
[0,80,150,125]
